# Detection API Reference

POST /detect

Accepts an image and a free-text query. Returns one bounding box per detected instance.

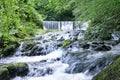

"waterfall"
[43,21,88,31]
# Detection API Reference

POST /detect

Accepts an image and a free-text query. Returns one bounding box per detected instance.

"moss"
[62,39,76,48]
[0,67,9,80]
[1,45,16,58]
[0,39,20,58]
[6,63,28,77]
[35,29,49,35]
[0,63,28,79]
[92,57,120,80]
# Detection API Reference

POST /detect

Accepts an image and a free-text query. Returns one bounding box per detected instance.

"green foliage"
[62,39,76,48]
[72,0,120,40]
[0,0,43,49]
[0,0,20,47]
[93,57,120,80]
[0,0,43,58]
[34,0,74,21]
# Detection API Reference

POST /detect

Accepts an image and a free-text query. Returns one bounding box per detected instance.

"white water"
[0,47,93,80]
[0,49,63,64]
[0,43,120,80]
[0,29,120,80]
[12,73,92,80]
[112,34,119,40]
[43,21,89,31]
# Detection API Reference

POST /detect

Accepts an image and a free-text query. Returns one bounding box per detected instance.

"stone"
[65,62,86,73]
[22,41,34,52]
[92,57,120,80]
[81,43,90,49]
[1,45,17,57]
[7,63,29,77]
[0,63,29,79]
[94,44,111,51]
[0,67,9,80]
[33,67,53,76]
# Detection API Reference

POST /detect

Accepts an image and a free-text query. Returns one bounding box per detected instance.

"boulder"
[91,41,112,51]
[81,43,90,49]
[92,57,120,80]
[65,62,87,73]
[21,41,34,52]
[0,67,9,80]
[1,45,17,57]
[0,63,29,80]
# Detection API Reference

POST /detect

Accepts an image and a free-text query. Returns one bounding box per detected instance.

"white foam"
[0,49,64,64]
[12,72,92,80]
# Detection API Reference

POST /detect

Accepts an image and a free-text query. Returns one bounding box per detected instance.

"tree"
[0,0,43,47]
[72,0,120,40]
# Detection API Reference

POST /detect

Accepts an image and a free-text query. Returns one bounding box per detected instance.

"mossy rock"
[62,39,76,48]
[22,41,34,52]
[92,57,120,80]
[1,45,16,57]
[0,63,29,80]
[0,41,20,58]
[0,67,9,80]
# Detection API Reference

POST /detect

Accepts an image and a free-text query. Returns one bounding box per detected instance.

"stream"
[0,22,120,80]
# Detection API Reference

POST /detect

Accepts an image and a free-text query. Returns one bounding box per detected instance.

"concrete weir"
[43,21,89,31]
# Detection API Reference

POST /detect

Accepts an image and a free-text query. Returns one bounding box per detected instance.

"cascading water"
[0,29,120,80]
[43,21,89,31]
[112,31,120,40]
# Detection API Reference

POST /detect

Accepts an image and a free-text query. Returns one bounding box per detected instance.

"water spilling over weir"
[43,21,89,31]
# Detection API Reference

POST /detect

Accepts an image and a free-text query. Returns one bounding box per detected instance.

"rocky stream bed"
[0,30,120,80]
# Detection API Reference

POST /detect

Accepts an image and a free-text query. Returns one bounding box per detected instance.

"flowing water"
[0,28,120,80]
[0,48,93,80]
[0,42,120,80]
[43,21,89,31]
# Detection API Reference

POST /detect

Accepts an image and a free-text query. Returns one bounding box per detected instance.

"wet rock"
[56,36,64,41]
[104,41,119,46]
[33,67,53,76]
[88,57,109,75]
[90,41,112,51]
[22,44,44,56]
[66,41,81,49]
[21,41,34,52]
[92,41,104,44]
[94,44,111,51]
[1,44,17,58]
[0,67,9,80]
[45,67,53,75]
[30,46,44,56]
[39,60,47,63]
[92,57,120,80]
[64,51,92,74]
[0,63,29,80]
[34,35,42,40]
[65,62,87,73]
[81,43,90,49]
[62,51,77,64]
[62,40,73,48]
[70,31,80,36]
[9,63,28,77]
